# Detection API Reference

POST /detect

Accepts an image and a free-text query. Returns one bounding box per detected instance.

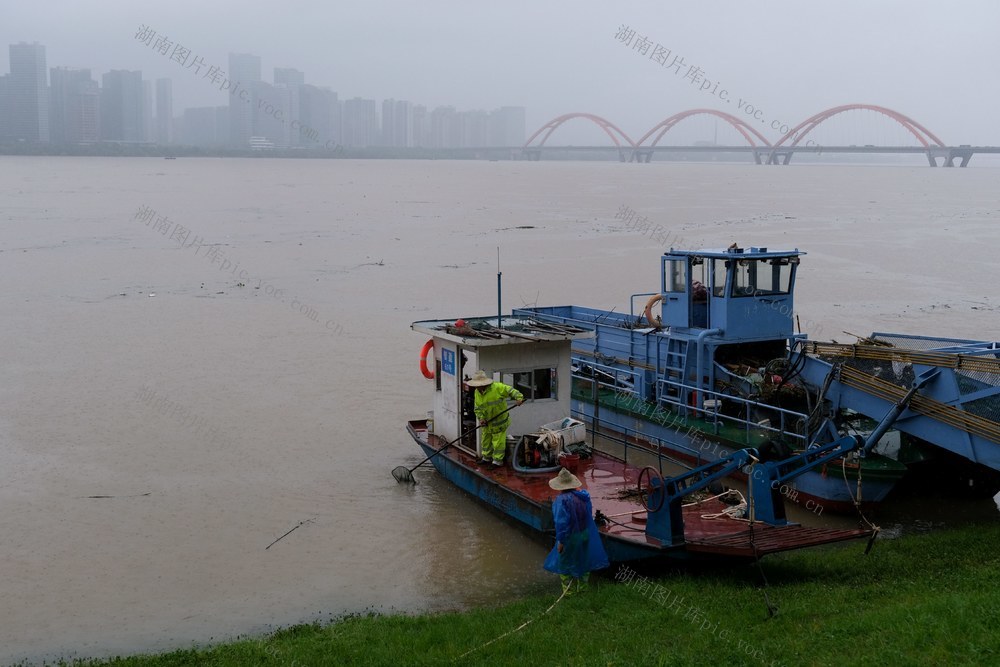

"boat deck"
[412,422,873,561]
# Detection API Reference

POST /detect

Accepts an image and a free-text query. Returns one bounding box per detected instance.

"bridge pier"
[952,148,974,167]
[629,149,654,163]
[927,147,973,167]
[765,150,793,165]
[928,148,950,167]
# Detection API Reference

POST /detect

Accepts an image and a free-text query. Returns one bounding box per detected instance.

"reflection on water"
[0,156,997,663]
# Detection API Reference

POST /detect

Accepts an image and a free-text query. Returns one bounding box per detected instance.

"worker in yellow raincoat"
[467,370,524,466]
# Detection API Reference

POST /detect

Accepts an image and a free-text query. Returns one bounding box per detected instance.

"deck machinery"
[515,246,1000,507]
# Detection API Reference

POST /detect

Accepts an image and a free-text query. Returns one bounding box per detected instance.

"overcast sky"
[3,0,999,145]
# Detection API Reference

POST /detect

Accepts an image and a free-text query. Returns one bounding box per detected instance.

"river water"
[0,156,997,663]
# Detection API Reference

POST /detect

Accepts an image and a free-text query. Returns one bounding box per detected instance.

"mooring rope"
[841,455,880,535]
[746,485,779,618]
[691,489,749,521]
[454,587,568,661]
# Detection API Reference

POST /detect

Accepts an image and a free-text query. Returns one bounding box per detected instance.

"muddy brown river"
[1,156,997,663]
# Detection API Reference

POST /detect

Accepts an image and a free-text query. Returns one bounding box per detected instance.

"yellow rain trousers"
[474,382,524,463]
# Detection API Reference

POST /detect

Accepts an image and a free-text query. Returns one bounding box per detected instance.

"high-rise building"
[331,96,342,147]
[47,68,68,144]
[299,84,338,148]
[274,68,305,87]
[459,110,489,147]
[489,106,526,147]
[250,81,292,148]
[273,69,304,146]
[49,68,100,144]
[101,70,144,142]
[0,75,10,140]
[155,78,172,144]
[381,99,413,148]
[142,80,154,142]
[342,97,377,147]
[228,53,261,147]
[429,106,459,148]
[8,42,49,142]
[411,105,428,148]
[72,80,100,143]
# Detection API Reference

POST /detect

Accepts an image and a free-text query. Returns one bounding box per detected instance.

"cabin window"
[501,367,557,401]
[733,259,793,297]
[690,259,707,301]
[665,260,686,292]
[711,259,729,297]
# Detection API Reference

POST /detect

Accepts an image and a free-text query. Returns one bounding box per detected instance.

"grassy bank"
[71,523,1000,666]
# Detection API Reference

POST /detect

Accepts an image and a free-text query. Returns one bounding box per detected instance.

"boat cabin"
[659,246,803,339]
[411,316,594,457]
[510,246,812,450]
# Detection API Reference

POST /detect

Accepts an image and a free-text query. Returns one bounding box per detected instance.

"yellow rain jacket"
[474,382,524,431]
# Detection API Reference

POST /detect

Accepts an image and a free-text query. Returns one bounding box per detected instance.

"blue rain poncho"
[543,489,609,577]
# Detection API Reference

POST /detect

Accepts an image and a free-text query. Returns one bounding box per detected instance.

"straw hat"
[549,467,582,491]
[467,370,493,387]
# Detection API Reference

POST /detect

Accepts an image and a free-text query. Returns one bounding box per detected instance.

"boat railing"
[569,362,710,474]
[572,353,810,448]
[655,377,810,446]
[571,410,708,475]
[629,292,659,321]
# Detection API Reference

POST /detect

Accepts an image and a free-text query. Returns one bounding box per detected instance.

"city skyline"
[2,1,999,148]
[0,41,528,149]
[4,2,1000,151]
[0,30,530,126]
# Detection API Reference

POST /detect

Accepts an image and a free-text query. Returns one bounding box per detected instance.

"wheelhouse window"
[501,367,557,401]
[733,258,795,297]
[664,259,686,293]
[711,259,729,297]
[690,258,707,301]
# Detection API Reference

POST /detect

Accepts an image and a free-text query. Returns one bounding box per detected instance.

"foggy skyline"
[3,0,1000,146]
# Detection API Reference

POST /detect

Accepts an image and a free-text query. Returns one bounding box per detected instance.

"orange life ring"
[644,294,663,329]
[419,339,435,379]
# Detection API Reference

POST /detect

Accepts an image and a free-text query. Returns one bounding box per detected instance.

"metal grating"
[802,337,1000,427]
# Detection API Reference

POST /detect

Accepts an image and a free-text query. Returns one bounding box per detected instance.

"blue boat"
[404,312,877,562]
[402,246,1000,560]
[513,246,1000,513]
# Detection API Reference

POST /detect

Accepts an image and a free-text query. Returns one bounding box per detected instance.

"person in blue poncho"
[543,467,609,595]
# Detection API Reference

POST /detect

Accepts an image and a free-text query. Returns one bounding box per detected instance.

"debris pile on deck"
[437,317,590,340]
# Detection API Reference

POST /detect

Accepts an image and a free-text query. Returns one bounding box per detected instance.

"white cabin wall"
[431,339,462,442]
[476,340,574,435]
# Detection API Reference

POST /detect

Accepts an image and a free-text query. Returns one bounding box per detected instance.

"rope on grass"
[454,587,568,661]
[746,480,779,618]
[841,454,881,543]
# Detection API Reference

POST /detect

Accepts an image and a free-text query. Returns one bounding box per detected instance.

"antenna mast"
[497,247,502,329]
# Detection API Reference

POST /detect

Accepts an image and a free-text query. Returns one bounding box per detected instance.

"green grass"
[62,523,1000,666]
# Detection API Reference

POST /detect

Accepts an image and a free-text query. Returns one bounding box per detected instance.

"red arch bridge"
[521,105,999,167]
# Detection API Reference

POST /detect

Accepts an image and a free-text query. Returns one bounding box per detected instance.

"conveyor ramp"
[798,333,1000,470]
